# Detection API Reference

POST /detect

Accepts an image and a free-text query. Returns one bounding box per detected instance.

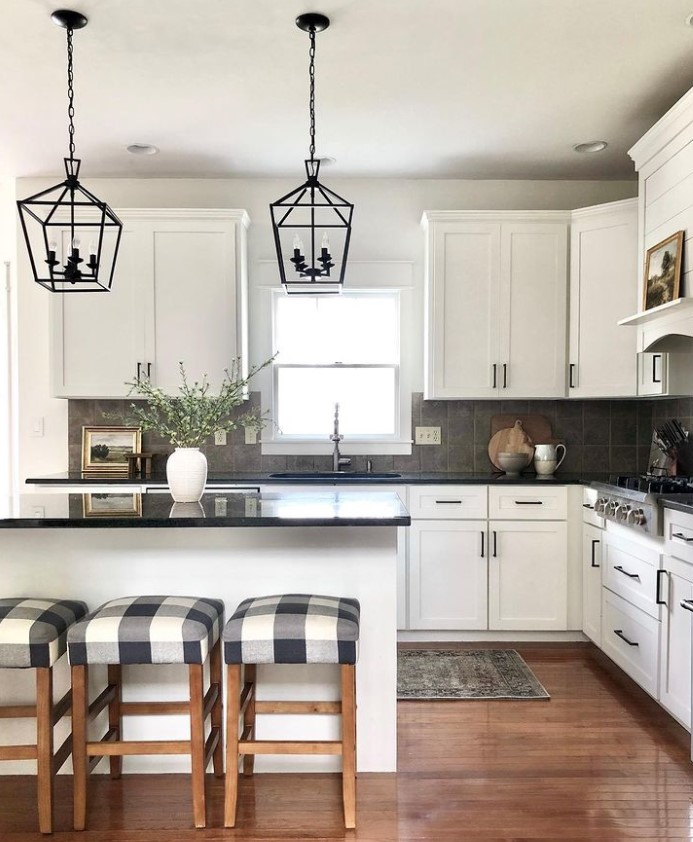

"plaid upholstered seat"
[67,595,223,666]
[0,598,88,668]
[223,594,360,665]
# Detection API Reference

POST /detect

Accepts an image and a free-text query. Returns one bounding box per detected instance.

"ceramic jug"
[533,443,566,476]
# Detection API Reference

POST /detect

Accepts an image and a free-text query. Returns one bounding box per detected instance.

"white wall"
[13,176,636,481]
[0,179,17,498]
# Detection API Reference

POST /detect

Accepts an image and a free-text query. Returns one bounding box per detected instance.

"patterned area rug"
[397,649,550,700]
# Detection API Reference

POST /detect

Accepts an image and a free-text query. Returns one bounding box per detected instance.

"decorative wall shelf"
[618,298,693,327]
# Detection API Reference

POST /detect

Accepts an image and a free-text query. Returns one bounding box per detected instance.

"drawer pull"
[435,500,462,505]
[681,599,693,613]
[480,531,485,559]
[492,530,497,558]
[582,503,595,510]
[614,565,640,580]
[672,532,693,542]
[591,539,600,568]
[514,500,543,505]
[656,569,667,606]
[613,629,639,647]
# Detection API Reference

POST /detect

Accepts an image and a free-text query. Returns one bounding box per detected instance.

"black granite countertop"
[660,495,693,516]
[26,471,608,487]
[0,491,411,529]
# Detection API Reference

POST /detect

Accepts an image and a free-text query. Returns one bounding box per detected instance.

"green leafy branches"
[125,357,274,448]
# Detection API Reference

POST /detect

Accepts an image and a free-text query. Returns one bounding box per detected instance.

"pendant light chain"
[308,27,316,162]
[66,26,76,162]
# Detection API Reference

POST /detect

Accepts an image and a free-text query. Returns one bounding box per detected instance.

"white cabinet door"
[51,209,249,398]
[637,351,693,397]
[568,200,638,398]
[659,559,693,729]
[582,523,603,645]
[408,520,487,630]
[425,222,501,398]
[499,223,568,398]
[488,520,568,630]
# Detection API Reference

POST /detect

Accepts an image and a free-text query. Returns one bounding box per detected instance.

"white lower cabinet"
[408,520,487,630]
[488,521,568,630]
[659,558,693,729]
[582,523,603,645]
[601,589,660,698]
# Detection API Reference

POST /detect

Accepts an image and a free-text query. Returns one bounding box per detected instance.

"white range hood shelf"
[618,298,693,353]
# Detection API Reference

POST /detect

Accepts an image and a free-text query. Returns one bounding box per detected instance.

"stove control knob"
[627,508,646,526]
[594,497,608,514]
[608,500,619,516]
[616,504,631,522]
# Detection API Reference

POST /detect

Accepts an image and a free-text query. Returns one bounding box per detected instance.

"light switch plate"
[415,426,442,445]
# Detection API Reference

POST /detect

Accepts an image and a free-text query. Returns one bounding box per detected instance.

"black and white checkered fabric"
[0,598,88,668]
[67,596,223,666]
[223,594,360,665]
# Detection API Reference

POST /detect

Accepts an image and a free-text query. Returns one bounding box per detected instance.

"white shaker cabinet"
[568,199,638,397]
[636,351,693,397]
[422,211,569,400]
[51,209,249,398]
[582,523,603,645]
[659,558,693,729]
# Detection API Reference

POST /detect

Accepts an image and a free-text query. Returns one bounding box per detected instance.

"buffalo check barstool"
[67,596,224,830]
[223,594,360,829]
[0,597,88,834]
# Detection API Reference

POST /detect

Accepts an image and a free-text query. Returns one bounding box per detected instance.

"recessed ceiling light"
[126,143,159,156]
[573,141,608,154]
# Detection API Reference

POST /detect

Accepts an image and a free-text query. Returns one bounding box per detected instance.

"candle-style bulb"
[88,240,97,257]
[293,235,304,253]
[321,232,330,251]
[48,238,58,252]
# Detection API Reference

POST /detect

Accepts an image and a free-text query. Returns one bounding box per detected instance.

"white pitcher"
[533,443,566,476]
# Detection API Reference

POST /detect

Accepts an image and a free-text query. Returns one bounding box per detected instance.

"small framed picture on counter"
[81,426,142,473]
[643,230,685,311]
[83,493,142,518]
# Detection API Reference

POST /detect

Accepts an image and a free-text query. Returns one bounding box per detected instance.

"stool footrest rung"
[0,744,37,760]
[238,740,343,756]
[0,704,36,718]
[255,700,341,715]
[87,739,191,756]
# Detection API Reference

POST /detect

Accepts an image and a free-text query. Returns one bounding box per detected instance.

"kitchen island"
[0,489,409,775]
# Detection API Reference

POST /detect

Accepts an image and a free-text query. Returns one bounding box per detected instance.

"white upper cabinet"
[51,209,249,398]
[422,211,568,399]
[568,199,638,398]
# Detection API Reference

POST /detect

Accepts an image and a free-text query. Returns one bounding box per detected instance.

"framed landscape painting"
[83,493,142,518]
[643,230,685,311]
[81,426,141,473]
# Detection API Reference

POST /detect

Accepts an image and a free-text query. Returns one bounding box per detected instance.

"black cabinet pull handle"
[591,539,600,568]
[614,629,639,647]
[680,599,693,613]
[656,569,667,606]
[146,362,152,379]
[582,503,594,510]
[652,354,662,384]
[672,532,693,542]
[503,363,507,388]
[480,531,485,558]
[515,500,543,505]
[492,530,497,558]
[569,363,575,388]
[435,500,462,505]
[614,565,640,580]
[136,362,142,380]
[492,364,497,388]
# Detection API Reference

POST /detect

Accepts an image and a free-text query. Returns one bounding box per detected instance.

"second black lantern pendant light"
[17,9,122,293]
[270,13,354,295]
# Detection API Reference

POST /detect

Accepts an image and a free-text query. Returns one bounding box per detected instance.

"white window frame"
[262,288,413,456]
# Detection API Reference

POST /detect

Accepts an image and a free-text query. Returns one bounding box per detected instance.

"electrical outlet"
[214,497,227,517]
[214,430,227,446]
[415,426,442,445]
[245,427,258,445]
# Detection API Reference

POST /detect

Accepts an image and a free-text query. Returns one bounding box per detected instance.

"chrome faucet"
[330,402,351,472]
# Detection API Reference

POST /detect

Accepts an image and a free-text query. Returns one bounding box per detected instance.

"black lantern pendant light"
[270,13,353,295]
[17,9,122,293]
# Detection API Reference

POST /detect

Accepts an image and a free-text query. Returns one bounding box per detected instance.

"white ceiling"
[3,0,693,181]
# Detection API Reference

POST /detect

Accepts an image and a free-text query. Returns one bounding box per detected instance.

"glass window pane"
[276,367,396,436]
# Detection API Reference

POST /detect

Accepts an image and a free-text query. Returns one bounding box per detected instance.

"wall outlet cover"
[214,430,227,446]
[245,427,258,445]
[415,426,442,445]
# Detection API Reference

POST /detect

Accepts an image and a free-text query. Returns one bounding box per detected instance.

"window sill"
[261,440,413,456]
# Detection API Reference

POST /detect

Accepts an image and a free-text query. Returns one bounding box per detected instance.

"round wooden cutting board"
[487,420,535,470]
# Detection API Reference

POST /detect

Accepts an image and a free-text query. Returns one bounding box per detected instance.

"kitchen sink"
[268,471,402,479]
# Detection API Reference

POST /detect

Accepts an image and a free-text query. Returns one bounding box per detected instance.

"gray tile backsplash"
[68,392,658,476]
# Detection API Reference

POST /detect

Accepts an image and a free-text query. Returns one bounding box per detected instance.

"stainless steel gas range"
[590,475,693,537]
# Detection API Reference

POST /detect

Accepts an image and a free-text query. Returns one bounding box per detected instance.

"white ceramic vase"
[166,447,208,502]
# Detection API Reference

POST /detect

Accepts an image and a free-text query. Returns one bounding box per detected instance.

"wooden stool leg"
[189,663,206,828]
[71,665,89,832]
[107,664,122,779]
[224,664,241,828]
[210,640,223,778]
[341,665,357,829]
[242,664,256,776]
[35,667,54,835]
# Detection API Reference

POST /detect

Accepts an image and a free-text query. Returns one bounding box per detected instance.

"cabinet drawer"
[488,486,567,520]
[582,487,605,528]
[664,508,693,565]
[407,486,487,519]
[601,589,660,698]
[603,532,661,619]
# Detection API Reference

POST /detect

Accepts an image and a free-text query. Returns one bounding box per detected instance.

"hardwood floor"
[2,645,693,840]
